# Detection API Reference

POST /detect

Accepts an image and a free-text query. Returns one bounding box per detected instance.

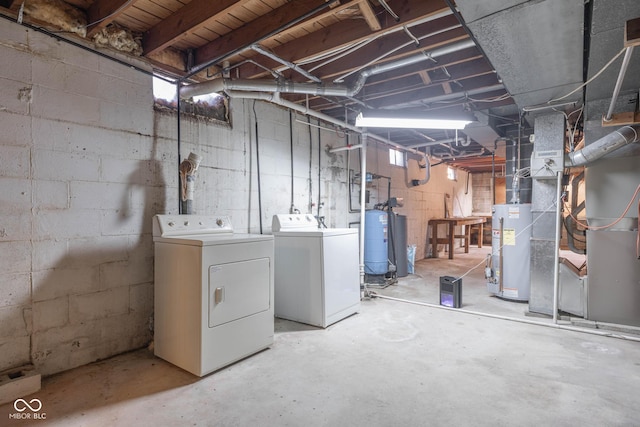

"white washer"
[272,214,360,328]
[153,214,274,376]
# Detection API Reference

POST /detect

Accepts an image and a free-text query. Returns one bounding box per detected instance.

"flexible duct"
[565,125,639,167]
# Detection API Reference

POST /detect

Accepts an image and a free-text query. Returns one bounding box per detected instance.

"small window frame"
[389,148,406,167]
[447,166,458,181]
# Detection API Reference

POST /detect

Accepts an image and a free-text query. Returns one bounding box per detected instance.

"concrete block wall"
[0,22,162,376]
[0,19,475,376]
[472,172,493,214]
[360,140,473,260]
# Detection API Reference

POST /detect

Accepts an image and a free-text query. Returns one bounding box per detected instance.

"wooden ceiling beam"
[236,0,452,78]
[363,57,492,94]
[194,0,339,67]
[143,0,253,56]
[358,0,381,31]
[86,0,136,38]
[368,73,504,109]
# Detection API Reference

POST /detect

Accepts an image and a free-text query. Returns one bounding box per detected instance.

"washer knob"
[216,218,224,227]
[168,221,175,227]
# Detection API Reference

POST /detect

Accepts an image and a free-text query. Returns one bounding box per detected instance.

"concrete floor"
[2,247,640,426]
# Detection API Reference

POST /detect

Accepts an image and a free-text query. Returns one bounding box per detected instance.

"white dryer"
[272,214,360,328]
[153,214,274,376]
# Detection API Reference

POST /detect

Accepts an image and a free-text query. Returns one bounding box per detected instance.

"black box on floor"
[440,276,462,308]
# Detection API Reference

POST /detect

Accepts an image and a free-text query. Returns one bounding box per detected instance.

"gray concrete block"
[33,297,68,332]
[33,210,102,240]
[0,367,41,406]
[129,282,153,315]
[31,86,100,125]
[30,117,71,151]
[0,305,30,337]
[0,178,30,211]
[0,242,31,275]
[32,239,68,272]
[0,213,31,242]
[33,180,69,210]
[0,112,31,147]
[0,336,30,373]
[69,181,128,210]
[99,257,152,290]
[31,57,66,91]
[0,46,32,84]
[33,149,100,181]
[0,273,30,307]
[32,266,100,302]
[69,286,130,323]
[0,78,32,115]
[0,145,31,178]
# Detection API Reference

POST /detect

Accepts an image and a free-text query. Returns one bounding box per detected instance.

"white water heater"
[487,204,532,301]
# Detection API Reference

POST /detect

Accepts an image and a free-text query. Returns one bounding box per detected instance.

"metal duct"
[565,125,639,167]
[348,39,476,96]
[180,78,348,99]
[379,83,505,109]
[179,39,477,100]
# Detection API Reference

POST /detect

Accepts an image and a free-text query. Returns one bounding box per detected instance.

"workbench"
[428,217,486,259]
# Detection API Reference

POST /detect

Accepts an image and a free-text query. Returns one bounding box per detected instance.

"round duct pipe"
[565,125,639,167]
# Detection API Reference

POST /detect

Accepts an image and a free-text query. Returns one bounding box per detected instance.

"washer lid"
[154,232,274,246]
[273,228,357,238]
[272,214,318,232]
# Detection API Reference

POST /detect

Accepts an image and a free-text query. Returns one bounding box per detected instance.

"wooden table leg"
[464,224,471,253]
[478,222,484,248]
[431,224,438,258]
[448,222,455,259]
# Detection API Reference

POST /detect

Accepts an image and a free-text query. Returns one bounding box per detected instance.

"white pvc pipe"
[329,144,363,153]
[552,171,563,323]
[371,293,640,343]
[359,134,368,293]
[605,46,635,122]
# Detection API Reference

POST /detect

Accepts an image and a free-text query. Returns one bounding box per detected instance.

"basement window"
[153,76,229,123]
[389,148,406,167]
[447,166,458,181]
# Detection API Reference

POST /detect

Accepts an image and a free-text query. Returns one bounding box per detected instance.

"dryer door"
[209,258,271,327]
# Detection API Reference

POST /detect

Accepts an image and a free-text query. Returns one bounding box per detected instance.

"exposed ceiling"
[2,0,639,173]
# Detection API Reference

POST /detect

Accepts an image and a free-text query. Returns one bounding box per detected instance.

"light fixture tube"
[355,111,472,129]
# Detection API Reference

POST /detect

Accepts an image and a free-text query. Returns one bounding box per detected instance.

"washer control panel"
[272,214,318,232]
[153,215,233,237]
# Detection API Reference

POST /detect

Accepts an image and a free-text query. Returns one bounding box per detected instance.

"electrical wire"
[451,199,560,284]
[563,184,640,231]
[368,293,640,343]
[548,47,627,103]
[82,0,134,29]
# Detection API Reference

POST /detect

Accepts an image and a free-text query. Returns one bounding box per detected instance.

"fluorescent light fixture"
[355,110,474,130]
